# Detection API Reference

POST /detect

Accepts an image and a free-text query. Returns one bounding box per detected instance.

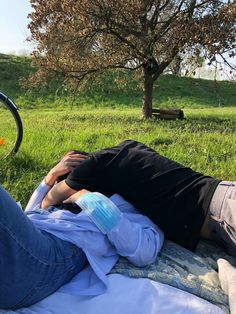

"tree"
[167,51,205,77]
[28,0,236,118]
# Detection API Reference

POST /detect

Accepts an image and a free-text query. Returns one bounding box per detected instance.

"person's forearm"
[41,180,77,209]
[40,151,88,209]
[44,171,59,188]
[75,192,164,266]
[25,170,59,211]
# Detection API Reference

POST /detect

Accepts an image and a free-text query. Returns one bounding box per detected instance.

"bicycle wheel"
[0,92,23,158]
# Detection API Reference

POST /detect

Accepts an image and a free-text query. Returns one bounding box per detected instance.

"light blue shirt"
[25,181,164,296]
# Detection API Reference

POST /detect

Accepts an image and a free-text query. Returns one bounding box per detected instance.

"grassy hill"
[0,53,235,109]
[0,54,236,204]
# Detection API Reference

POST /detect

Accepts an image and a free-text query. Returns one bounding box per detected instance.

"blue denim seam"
[0,221,73,266]
[11,267,76,309]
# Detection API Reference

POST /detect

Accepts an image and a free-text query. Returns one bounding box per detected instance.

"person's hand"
[50,151,88,177]
[45,151,88,187]
[63,189,90,203]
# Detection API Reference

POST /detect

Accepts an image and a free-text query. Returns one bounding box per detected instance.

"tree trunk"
[141,68,154,119]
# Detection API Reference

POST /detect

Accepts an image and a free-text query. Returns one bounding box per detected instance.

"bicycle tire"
[0,92,23,157]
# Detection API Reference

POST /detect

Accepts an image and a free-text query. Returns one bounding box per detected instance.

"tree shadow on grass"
[174,116,236,134]
[0,153,48,207]
[149,138,173,146]
[0,153,44,183]
[156,115,236,134]
[61,111,236,135]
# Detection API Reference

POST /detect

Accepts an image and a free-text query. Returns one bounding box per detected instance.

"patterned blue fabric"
[110,240,236,314]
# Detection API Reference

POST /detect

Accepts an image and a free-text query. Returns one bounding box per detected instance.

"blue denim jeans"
[0,185,86,309]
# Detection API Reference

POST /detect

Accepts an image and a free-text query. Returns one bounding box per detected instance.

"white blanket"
[1,274,224,314]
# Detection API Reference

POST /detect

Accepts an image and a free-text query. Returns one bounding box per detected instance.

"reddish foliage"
[28,0,236,118]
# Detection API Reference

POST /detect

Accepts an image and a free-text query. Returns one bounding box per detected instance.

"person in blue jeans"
[0,151,164,309]
[0,184,86,309]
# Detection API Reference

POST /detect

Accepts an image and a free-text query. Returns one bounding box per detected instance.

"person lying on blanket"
[0,151,164,310]
[41,139,236,257]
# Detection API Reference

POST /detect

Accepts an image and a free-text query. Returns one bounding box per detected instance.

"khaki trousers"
[208,181,236,257]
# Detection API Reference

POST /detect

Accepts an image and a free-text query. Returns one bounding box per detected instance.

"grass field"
[1,54,236,109]
[0,54,236,207]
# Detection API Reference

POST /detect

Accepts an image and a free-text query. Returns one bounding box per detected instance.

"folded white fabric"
[0,275,225,314]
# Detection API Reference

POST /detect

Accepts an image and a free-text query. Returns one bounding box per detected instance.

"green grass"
[0,54,236,109]
[1,107,236,207]
[0,54,236,207]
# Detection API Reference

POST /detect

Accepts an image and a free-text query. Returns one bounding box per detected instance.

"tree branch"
[218,53,236,70]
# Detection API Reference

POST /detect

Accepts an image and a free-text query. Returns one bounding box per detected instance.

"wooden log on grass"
[152,108,184,120]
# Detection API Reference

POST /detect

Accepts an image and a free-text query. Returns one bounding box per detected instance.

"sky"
[0,0,33,55]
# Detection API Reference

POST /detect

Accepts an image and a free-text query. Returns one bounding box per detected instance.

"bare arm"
[40,151,88,209]
[41,179,77,209]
